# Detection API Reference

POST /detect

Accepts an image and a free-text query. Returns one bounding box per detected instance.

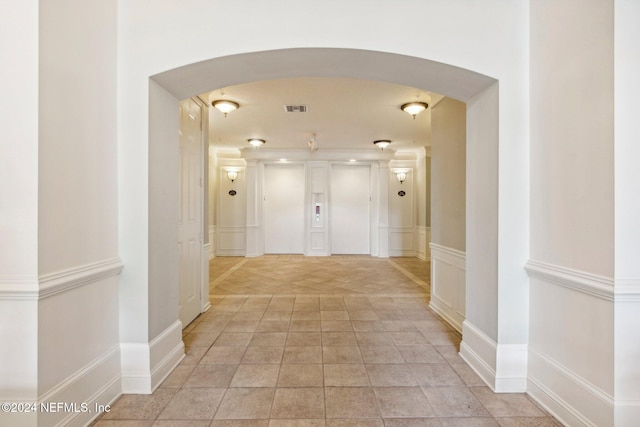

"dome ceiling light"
[212,100,239,117]
[401,101,428,119]
[248,138,265,148]
[373,140,391,150]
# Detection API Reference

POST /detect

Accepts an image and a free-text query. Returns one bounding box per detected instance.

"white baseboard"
[121,320,184,394]
[528,348,614,427]
[37,346,121,427]
[429,295,463,333]
[459,320,527,393]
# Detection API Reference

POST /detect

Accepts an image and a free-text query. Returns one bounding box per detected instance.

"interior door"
[264,165,305,253]
[330,165,371,254]
[178,98,202,328]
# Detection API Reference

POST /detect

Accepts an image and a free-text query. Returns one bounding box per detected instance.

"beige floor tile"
[324,364,370,386]
[277,364,324,387]
[211,421,269,427]
[214,332,254,347]
[389,331,428,346]
[347,311,379,321]
[382,419,441,427]
[407,363,464,386]
[292,311,321,321]
[269,420,326,427]
[322,346,363,364]
[215,387,276,419]
[324,387,380,418]
[373,386,434,418]
[152,421,212,427]
[495,418,563,427]
[366,364,417,386]
[421,386,490,417]
[241,347,284,364]
[290,320,321,331]
[102,389,177,420]
[286,332,322,346]
[439,419,499,427]
[326,420,384,427]
[282,346,323,364]
[471,387,547,418]
[96,256,560,427]
[230,364,280,387]
[351,321,386,332]
[157,388,225,420]
[355,332,394,346]
[256,320,291,332]
[321,320,354,332]
[201,346,247,364]
[271,388,325,419]
[93,421,154,427]
[396,345,446,364]
[183,364,238,388]
[159,365,194,388]
[359,346,404,364]
[250,332,288,347]
[322,331,358,346]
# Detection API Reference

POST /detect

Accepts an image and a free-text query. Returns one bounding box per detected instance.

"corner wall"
[529,1,615,425]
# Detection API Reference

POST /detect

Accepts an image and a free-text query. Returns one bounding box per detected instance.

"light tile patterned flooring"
[95,256,561,427]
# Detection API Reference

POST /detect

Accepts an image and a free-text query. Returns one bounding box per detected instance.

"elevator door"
[264,165,305,253]
[330,165,370,254]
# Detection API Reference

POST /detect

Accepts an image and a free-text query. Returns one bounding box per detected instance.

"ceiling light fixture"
[212,100,239,117]
[373,140,391,150]
[401,101,428,119]
[248,138,265,148]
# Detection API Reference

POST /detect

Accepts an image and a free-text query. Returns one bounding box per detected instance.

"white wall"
[430,98,466,252]
[429,97,467,334]
[614,1,640,425]
[0,0,122,425]
[0,1,40,420]
[528,1,617,425]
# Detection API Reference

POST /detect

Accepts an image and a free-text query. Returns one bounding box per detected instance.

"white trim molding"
[416,226,430,260]
[429,243,465,332]
[121,320,184,394]
[37,345,121,427]
[528,348,614,427]
[209,225,216,259]
[460,320,528,393]
[525,259,614,301]
[0,258,123,301]
[389,226,416,257]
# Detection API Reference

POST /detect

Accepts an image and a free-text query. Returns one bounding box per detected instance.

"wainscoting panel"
[389,227,415,257]
[217,226,246,256]
[416,226,430,260]
[525,259,616,427]
[429,243,466,332]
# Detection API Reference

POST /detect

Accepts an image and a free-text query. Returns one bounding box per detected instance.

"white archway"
[130,47,525,394]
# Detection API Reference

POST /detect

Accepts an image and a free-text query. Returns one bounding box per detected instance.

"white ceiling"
[200,77,443,153]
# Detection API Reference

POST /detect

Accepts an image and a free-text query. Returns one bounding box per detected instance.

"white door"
[264,165,305,253]
[178,98,202,328]
[330,165,371,254]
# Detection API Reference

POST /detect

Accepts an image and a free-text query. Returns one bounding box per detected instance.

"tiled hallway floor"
[95,256,561,427]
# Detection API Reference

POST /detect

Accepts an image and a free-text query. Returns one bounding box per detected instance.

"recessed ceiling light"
[349,159,356,162]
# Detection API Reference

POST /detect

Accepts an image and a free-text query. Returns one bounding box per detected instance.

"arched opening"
[134,47,511,393]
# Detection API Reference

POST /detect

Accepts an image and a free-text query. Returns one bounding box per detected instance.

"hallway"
[95,256,560,426]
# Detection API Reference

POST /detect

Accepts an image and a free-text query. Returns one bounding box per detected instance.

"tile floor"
[94,256,561,427]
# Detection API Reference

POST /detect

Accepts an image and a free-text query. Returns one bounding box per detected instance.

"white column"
[376,160,390,258]
[245,160,263,257]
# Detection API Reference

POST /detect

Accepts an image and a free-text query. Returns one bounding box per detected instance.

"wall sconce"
[393,169,409,184]
[225,167,240,182]
[212,100,239,117]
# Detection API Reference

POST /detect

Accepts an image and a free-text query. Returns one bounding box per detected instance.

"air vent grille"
[284,105,308,113]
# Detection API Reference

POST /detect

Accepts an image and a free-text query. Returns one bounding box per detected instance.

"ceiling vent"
[284,105,308,113]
